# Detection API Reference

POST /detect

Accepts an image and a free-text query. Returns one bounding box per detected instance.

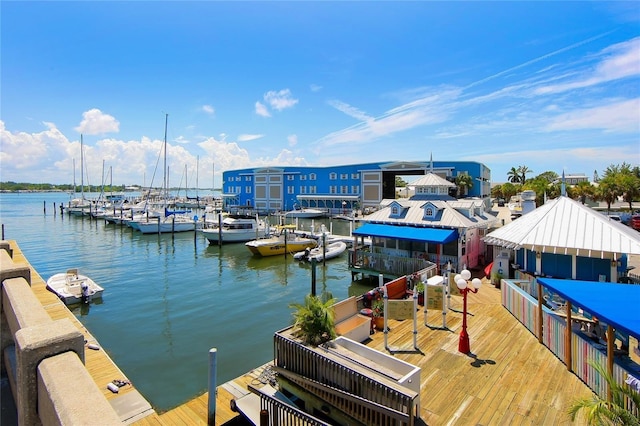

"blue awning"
[353,223,458,244]
[538,278,640,340]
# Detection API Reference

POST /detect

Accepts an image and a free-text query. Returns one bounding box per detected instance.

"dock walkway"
[4,240,595,425]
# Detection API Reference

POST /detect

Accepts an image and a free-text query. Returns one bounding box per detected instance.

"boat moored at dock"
[46,268,104,304]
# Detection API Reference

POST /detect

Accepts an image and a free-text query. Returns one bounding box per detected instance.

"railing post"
[208,348,217,425]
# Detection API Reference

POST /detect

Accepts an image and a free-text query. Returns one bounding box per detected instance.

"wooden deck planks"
[7,241,596,425]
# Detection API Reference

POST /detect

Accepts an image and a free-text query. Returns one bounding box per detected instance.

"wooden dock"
[7,241,594,425]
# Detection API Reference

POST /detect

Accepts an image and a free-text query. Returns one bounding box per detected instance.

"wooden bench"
[384,276,412,300]
[332,296,371,343]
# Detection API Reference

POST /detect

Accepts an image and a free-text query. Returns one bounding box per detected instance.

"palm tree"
[289,294,336,346]
[595,177,621,214]
[573,181,595,204]
[455,173,473,198]
[568,360,640,425]
[518,165,533,184]
[507,167,521,183]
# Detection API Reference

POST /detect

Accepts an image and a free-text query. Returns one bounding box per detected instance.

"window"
[330,173,337,180]
[425,207,433,216]
[300,175,307,181]
[391,206,399,215]
[351,185,359,194]
[330,185,336,194]
[351,173,359,179]
[340,173,348,180]
[340,185,348,194]
[235,186,241,194]
[287,186,294,194]
[246,186,252,194]
[245,176,252,181]
[309,186,316,194]
[309,173,316,180]
[300,186,307,194]
[287,175,295,181]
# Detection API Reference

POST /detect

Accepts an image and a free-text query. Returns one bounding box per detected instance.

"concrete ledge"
[2,277,52,337]
[15,318,85,425]
[0,241,11,257]
[38,351,122,425]
[0,249,30,285]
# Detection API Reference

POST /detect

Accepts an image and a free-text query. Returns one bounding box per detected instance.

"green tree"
[289,294,336,346]
[617,164,640,211]
[573,181,596,204]
[455,173,473,198]
[507,167,521,184]
[568,360,640,425]
[535,171,559,184]
[518,165,533,184]
[595,176,620,214]
[501,182,519,200]
[491,184,503,199]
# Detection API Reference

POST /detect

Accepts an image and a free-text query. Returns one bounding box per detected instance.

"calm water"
[0,192,371,411]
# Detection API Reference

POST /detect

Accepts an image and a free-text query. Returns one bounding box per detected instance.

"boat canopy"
[353,223,458,244]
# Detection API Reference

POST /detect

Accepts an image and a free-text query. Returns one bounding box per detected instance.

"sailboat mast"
[163,114,168,200]
[80,134,84,200]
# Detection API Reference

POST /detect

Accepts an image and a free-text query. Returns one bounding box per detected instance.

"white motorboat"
[293,241,347,262]
[136,213,196,234]
[46,269,104,305]
[202,214,268,244]
[284,207,325,218]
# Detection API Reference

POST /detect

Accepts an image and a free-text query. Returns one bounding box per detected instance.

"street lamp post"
[455,269,482,354]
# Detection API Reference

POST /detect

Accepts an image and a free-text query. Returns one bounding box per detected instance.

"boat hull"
[245,237,317,256]
[46,271,104,305]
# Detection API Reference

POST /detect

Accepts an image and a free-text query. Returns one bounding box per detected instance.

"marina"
[0,191,366,413]
[2,191,638,425]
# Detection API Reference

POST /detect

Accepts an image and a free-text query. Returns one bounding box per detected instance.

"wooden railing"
[274,330,418,426]
[502,279,638,418]
[256,386,331,426]
[348,250,437,278]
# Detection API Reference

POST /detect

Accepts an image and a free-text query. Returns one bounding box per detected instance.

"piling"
[208,348,217,425]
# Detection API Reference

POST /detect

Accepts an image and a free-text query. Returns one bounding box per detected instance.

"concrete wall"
[0,241,122,425]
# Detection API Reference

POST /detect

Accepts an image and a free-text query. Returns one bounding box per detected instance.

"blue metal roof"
[537,278,640,340]
[353,223,458,244]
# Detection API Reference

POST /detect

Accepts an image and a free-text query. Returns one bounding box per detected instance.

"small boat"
[202,214,268,244]
[245,227,318,256]
[293,241,347,262]
[46,269,104,305]
[284,207,325,218]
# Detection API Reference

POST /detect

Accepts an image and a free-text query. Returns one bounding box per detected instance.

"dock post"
[43,201,46,214]
[311,258,316,296]
[208,348,217,425]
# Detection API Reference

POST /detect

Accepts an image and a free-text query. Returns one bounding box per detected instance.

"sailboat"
[136,114,196,234]
[67,135,91,216]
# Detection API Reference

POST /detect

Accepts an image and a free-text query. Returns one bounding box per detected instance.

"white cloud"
[545,98,640,133]
[255,101,270,117]
[202,105,215,115]
[287,134,298,147]
[264,89,298,111]
[237,134,264,142]
[74,109,120,135]
[175,136,190,144]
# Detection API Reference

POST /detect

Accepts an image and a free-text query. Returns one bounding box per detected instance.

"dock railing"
[274,329,418,426]
[502,278,639,418]
[348,250,437,279]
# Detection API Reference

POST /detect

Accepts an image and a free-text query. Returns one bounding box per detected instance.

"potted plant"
[491,271,504,288]
[415,281,425,305]
[372,298,385,331]
[289,294,336,346]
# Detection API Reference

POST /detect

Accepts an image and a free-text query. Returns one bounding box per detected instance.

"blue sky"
[1,1,639,188]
